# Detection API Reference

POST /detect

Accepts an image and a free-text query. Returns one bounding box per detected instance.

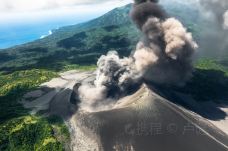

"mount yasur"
[21,0,228,151]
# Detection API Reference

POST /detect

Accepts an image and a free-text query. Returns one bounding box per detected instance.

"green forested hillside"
[0,3,199,74]
[179,59,228,102]
[0,70,57,122]
[0,69,69,150]
[0,115,69,151]
[0,65,96,150]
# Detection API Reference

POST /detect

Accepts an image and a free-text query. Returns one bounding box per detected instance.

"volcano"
[18,1,228,151]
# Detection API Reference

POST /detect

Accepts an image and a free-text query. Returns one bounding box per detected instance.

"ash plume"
[199,0,228,27]
[131,0,197,85]
[198,0,228,58]
[78,51,141,112]
[77,0,197,112]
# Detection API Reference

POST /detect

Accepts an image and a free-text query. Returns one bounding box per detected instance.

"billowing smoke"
[131,0,197,85]
[198,0,228,58]
[77,0,197,112]
[78,51,141,111]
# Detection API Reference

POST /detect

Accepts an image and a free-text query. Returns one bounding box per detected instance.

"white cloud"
[0,0,130,13]
[0,0,132,25]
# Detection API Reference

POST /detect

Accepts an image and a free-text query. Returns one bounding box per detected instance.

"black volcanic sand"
[73,87,228,151]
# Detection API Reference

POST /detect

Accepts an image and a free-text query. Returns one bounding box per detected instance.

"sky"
[0,0,132,26]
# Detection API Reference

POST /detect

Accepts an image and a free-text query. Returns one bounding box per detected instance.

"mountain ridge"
[0,3,199,73]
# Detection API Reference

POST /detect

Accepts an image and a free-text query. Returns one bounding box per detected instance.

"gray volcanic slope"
[29,71,228,151]
[72,86,228,151]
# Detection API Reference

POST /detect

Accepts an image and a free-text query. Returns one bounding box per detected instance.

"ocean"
[0,1,134,50]
[0,15,99,50]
